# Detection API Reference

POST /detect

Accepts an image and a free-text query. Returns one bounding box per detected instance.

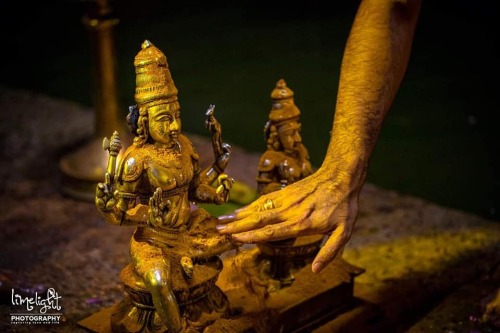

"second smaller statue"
[256,79,324,289]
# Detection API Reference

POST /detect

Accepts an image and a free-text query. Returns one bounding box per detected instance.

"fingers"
[96,183,117,211]
[148,197,157,219]
[221,203,281,231]
[217,196,283,233]
[95,198,105,210]
[148,189,170,226]
[311,224,348,274]
[105,172,111,185]
[217,211,274,234]
[149,192,159,220]
[228,205,315,242]
[218,195,281,222]
[149,196,155,211]
[215,175,232,202]
[217,206,251,223]
[96,183,106,197]
[151,188,162,208]
[231,222,294,243]
[222,143,231,154]
[97,182,112,196]
[105,197,116,211]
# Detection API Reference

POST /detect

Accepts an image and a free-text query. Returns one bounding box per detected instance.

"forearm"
[192,184,221,204]
[322,0,421,182]
[199,166,220,186]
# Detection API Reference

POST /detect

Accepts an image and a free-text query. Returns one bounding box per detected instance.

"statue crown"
[134,40,178,105]
[269,79,301,123]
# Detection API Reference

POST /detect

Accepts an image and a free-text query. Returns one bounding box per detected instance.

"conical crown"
[134,40,178,105]
[269,79,300,123]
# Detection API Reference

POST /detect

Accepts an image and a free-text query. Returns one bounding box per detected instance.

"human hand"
[217,167,362,273]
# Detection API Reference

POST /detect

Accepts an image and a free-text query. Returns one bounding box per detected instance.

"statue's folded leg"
[130,237,182,332]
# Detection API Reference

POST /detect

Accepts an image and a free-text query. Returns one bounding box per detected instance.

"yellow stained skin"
[218,0,422,274]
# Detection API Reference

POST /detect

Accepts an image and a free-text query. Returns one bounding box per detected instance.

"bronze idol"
[94,40,235,333]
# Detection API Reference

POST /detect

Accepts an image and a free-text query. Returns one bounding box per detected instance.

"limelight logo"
[10,288,63,325]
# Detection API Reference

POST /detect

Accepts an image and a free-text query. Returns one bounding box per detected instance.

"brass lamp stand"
[59,0,131,201]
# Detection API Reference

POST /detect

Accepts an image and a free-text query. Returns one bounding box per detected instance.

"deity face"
[277,121,302,153]
[148,103,181,148]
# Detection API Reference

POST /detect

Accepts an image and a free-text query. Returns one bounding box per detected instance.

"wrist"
[318,151,368,193]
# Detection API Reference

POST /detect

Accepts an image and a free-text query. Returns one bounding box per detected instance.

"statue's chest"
[280,158,302,176]
[146,152,193,191]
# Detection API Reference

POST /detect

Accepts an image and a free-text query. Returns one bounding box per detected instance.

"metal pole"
[59,0,130,201]
[83,0,122,137]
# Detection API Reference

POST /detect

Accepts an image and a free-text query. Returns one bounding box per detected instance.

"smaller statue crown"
[268,79,300,123]
[134,40,178,105]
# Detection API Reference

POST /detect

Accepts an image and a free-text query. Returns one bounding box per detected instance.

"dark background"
[1,0,498,221]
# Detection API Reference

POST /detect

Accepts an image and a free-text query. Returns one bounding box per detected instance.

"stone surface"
[1,88,499,332]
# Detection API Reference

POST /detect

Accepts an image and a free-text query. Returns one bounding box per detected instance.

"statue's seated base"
[78,247,363,333]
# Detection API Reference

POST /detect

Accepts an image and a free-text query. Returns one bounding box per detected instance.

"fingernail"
[312,262,322,274]
[218,214,235,221]
[215,224,227,231]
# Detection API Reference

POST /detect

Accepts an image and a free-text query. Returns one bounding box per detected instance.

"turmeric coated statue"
[256,79,323,288]
[257,79,313,194]
[95,40,235,332]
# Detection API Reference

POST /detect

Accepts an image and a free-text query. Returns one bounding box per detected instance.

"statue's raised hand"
[96,131,122,212]
[205,105,231,172]
[215,174,234,204]
[215,143,231,172]
[148,188,172,227]
[95,172,119,211]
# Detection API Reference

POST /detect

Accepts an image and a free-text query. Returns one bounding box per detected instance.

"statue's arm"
[95,152,149,226]
[190,158,232,205]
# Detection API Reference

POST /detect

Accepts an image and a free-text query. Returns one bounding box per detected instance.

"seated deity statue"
[95,40,235,333]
